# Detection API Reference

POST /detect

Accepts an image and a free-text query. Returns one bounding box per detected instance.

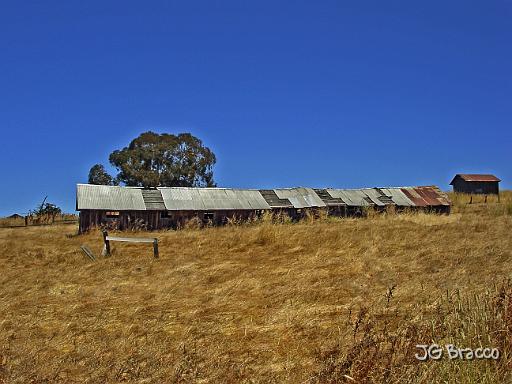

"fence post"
[153,239,159,258]
[102,230,111,256]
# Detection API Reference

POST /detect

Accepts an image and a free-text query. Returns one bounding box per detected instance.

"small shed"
[449,174,501,195]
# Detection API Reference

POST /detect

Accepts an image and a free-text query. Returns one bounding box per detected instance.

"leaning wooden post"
[102,230,111,256]
[153,238,159,258]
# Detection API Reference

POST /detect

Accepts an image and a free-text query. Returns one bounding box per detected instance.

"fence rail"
[102,230,159,258]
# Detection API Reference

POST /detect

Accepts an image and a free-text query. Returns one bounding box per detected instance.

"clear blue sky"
[1,1,510,215]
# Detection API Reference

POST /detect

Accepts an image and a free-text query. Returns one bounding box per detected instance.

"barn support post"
[153,239,159,258]
[102,230,111,256]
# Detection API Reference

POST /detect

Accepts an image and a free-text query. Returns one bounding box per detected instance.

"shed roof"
[76,184,146,211]
[158,187,271,211]
[450,174,501,184]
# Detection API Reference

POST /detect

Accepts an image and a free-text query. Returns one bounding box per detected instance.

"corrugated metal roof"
[400,186,450,207]
[158,187,271,211]
[142,189,166,210]
[76,184,450,211]
[326,189,371,207]
[273,187,326,208]
[313,189,346,206]
[325,186,450,207]
[379,188,415,206]
[450,174,501,183]
[400,187,428,206]
[259,190,294,208]
[414,186,451,206]
[361,188,387,206]
[76,184,146,210]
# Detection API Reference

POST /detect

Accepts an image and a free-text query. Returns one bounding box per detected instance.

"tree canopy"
[88,132,216,188]
[88,164,117,185]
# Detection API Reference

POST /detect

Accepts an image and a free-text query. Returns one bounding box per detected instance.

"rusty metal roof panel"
[327,186,450,208]
[159,187,270,211]
[273,187,326,208]
[434,187,451,206]
[76,184,146,211]
[399,186,451,207]
[400,187,428,206]
[415,186,451,206]
[413,187,441,206]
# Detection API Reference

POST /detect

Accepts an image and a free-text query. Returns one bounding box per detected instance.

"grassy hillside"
[1,193,511,383]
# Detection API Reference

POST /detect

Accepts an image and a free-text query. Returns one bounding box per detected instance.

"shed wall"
[452,179,499,195]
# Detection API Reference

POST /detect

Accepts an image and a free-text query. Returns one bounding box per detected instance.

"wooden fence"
[102,230,159,258]
[0,218,78,229]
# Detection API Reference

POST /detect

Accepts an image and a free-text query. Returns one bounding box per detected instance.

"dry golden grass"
[1,192,511,383]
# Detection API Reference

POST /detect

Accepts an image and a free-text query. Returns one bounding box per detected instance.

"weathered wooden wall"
[78,204,450,233]
[79,210,161,233]
[78,209,266,233]
[452,180,499,195]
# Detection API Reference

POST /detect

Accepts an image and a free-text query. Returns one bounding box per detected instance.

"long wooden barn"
[76,184,451,233]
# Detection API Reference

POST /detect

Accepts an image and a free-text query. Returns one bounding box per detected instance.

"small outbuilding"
[449,174,501,195]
